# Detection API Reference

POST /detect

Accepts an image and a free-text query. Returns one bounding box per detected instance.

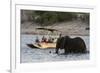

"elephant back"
[63,36,87,53]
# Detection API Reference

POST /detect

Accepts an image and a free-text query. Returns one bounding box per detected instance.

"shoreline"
[21,20,89,36]
[21,33,89,36]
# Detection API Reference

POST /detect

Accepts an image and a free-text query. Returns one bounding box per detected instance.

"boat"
[26,27,61,49]
[27,42,56,49]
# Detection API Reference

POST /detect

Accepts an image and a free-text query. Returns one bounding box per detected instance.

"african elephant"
[55,36,87,54]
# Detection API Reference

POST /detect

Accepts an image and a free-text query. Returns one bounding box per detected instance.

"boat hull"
[27,43,56,49]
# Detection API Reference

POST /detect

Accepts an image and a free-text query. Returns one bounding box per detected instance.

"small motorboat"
[26,27,61,49]
[27,42,56,49]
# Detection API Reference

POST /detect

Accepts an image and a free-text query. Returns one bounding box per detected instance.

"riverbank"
[21,20,89,36]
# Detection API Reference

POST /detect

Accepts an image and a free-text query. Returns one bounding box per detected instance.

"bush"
[32,11,77,26]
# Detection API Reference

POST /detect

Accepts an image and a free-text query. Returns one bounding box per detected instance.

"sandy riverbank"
[21,20,89,36]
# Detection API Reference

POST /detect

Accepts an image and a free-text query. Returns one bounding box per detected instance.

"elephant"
[55,36,87,54]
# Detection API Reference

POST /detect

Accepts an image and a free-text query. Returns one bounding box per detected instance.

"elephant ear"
[56,37,61,48]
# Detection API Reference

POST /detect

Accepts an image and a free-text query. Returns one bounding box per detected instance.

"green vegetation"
[21,10,90,26]
[32,11,77,26]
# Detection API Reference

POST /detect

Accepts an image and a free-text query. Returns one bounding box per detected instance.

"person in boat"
[35,36,40,43]
[48,37,52,43]
[41,36,47,43]
[48,37,54,43]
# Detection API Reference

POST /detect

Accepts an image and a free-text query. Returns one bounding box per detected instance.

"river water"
[20,34,89,63]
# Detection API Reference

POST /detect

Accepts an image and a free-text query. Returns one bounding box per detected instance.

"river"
[20,34,89,63]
